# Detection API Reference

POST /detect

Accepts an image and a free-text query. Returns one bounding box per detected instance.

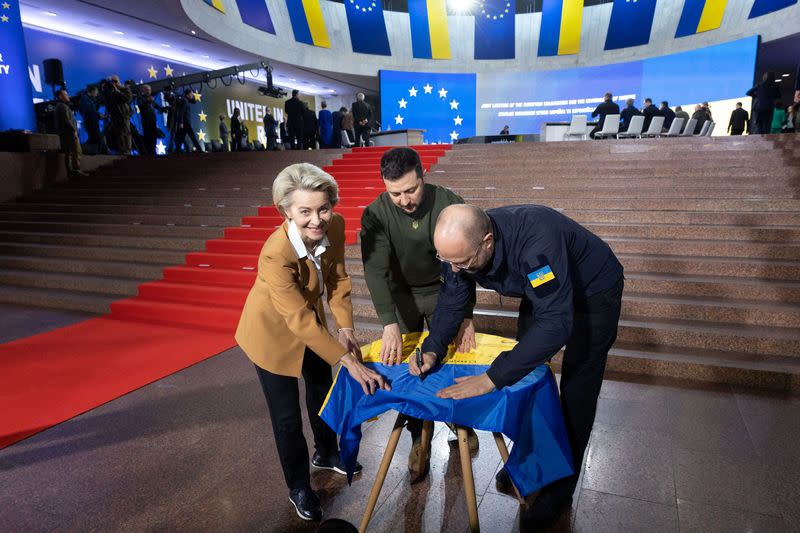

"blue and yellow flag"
[344,0,391,55]
[319,332,574,496]
[474,0,516,59]
[604,0,657,50]
[749,0,797,17]
[235,0,276,34]
[0,0,36,131]
[675,0,727,37]
[538,0,584,56]
[202,0,226,13]
[408,0,451,59]
[285,0,330,47]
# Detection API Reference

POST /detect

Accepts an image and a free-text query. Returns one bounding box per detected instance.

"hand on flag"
[437,373,495,400]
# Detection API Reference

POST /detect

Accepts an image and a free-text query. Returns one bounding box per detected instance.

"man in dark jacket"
[263,108,278,151]
[79,85,106,154]
[138,84,165,155]
[331,108,343,148]
[619,98,641,132]
[284,90,305,150]
[175,89,203,153]
[105,75,133,155]
[54,89,87,177]
[691,104,707,134]
[728,102,749,135]
[641,98,661,131]
[747,72,782,134]
[352,92,373,147]
[589,92,620,138]
[303,103,318,149]
[660,101,676,130]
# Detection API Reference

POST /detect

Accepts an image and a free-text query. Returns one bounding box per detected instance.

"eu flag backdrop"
[0,0,36,131]
[344,0,391,55]
[749,0,797,18]
[380,70,476,144]
[474,0,516,59]
[604,0,658,50]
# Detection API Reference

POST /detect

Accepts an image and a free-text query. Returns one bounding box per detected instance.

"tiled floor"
[1,305,798,532]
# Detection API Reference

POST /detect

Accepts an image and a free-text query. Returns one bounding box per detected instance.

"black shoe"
[288,487,322,521]
[312,451,362,476]
[495,467,514,494]
[520,485,574,530]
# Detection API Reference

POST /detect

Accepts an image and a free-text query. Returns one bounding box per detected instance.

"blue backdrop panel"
[380,70,476,144]
[604,0,658,50]
[0,0,36,131]
[474,0,515,59]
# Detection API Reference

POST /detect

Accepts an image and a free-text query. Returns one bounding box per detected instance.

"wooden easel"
[358,413,525,532]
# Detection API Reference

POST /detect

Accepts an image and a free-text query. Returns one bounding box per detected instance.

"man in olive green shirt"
[360,147,476,482]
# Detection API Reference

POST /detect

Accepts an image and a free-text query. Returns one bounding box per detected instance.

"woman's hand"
[380,323,404,366]
[338,328,361,358]
[340,353,391,395]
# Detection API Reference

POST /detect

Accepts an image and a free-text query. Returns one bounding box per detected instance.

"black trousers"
[755,109,773,135]
[287,121,304,150]
[355,124,371,146]
[518,276,623,497]
[254,348,338,491]
[730,128,744,136]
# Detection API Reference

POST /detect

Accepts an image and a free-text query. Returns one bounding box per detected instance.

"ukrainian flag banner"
[603,0,657,50]
[538,0,584,57]
[749,0,797,18]
[319,332,574,496]
[474,0,516,60]
[202,0,226,13]
[235,0,276,34]
[675,0,727,37]
[408,0,451,59]
[344,0,391,55]
[285,0,330,47]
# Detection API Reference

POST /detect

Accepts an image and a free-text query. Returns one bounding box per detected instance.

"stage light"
[161,43,171,48]
[44,11,57,16]
[447,0,474,14]
[112,30,124,35]
[191,30,196,35]
[782,73,790,77]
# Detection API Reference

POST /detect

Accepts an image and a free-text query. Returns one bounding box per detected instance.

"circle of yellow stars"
[142,64,207,150]
[479,0,511,19]
[349,0,376,13]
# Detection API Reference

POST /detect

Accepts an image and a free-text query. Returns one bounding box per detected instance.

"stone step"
[559,209,800,226]
[0,284,114,314]
[0,242,187,265]
[582,223,800,243]
[456,196,800,212]
[0,220,223,239]
[429,173,799,185]
[0,210,242,227]
[0,254,165,279]
[0,231,207,251]
[0,202,258,218]
[0,268,140,296]
[25,194,267,207]
[605,237,800,260]
[443,186,796,199]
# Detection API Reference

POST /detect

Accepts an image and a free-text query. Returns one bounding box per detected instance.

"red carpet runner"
[0,145,451,449]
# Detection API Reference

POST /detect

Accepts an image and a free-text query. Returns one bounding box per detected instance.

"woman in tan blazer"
[236,163,389,522]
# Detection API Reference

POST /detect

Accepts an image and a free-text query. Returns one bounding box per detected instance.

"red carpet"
[0,145,451,450]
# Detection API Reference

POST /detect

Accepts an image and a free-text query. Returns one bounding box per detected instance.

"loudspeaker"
[43,58,64,87]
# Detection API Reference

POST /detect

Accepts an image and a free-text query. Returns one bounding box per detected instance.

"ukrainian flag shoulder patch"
[528,265,555,288]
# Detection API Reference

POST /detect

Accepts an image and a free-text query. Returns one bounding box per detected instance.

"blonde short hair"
[272,163,339,215]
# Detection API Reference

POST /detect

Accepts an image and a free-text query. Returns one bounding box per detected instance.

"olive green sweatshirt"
[360,183,475,326]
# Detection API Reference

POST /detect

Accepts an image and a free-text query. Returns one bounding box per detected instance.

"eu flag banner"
[202,0,226,13]
[380,69,476,144]
[319,332,574,497]
[344,0,391,56]
[538,0,584,57]
[285,0,330,47]
[0,0,36,131]
[675,0,727,37]
[409,0,451,59]
[474,0,516,59]
[235,0,276,34]
[749,0,797,18]
[604,0,657,50]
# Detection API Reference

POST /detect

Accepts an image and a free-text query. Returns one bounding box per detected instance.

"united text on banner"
[675,0,727,37]
[538,0,584,56]
[0,0,36,131]
[235,0,276,34]
[285,0,330,47]
[408,0,451,59]
[474,0,515,59]
[344,0,391,55]
[202,0,226,13]
[749,0,797,18]
[604,0,658,50]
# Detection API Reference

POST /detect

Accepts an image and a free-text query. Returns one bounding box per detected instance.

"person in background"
[499,125,510,135]
[728,102,749,135]
[175,89,203,153]
[674,106,690,125]
[351,93,373,147]
[659,101,676,130]
[747,72,782,134]
[264,108,278,151]
[303,103,318,150]
[230,107,242,152]
[641,98,660,131]
[280,118,288,149]
[785,103,799,133]
[691,104,707,134]
[79,85,106,155]
[701,102,713,122]
[236,164,389,522]
[589,92,620,138]
[105,75,133,155]
[138,84,165,155]
[341,107,355,146]
[770,100,786,134]
[318,101,333,148]
[284,89,305,150]
[331,107,343,149]
[620,98,641,132]
[54,89,87,178]
[219,114,229,152]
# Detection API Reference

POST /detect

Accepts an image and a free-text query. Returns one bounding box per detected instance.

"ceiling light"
[290,78,296,82]
[191,30,196,35]
[202,54,210,58]
[44,10,57,16]
[112,30,124,35]
[447,0,474,14]
[782,73,790,77]
[160,43,171,48]
[775,79,782,82]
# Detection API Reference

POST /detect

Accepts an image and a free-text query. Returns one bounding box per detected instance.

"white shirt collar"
[287,220,329,260]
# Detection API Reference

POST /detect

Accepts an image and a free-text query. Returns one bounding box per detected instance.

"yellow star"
[197,131,207,142]
[1,3,9,9]
[147,65,157,79]
[198,111,207,122]
[194,92,202,102]
[164,64,174,77]
[1,14,8,22]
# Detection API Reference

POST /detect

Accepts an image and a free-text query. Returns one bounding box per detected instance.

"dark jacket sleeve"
[420,263,475,358]
[485,233,574,389]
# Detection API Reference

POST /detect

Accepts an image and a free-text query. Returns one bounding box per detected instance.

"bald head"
[434,205,493,271]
